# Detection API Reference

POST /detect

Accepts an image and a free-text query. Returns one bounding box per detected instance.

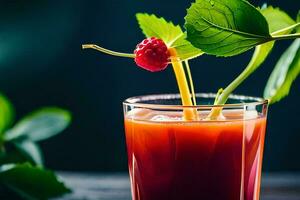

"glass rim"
[123,93,268,109]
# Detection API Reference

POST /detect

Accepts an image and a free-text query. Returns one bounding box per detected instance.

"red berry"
[134,37,169,72]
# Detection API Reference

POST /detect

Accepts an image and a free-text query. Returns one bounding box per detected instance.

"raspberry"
[134,37,170,72]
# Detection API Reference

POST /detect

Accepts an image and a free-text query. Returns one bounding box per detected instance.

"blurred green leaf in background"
[0,163,70,200]
[0,92,72,199]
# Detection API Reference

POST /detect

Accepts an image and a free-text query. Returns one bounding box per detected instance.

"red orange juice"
[124,106,267,200]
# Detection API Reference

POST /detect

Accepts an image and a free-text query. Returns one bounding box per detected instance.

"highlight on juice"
[82,0,300,199]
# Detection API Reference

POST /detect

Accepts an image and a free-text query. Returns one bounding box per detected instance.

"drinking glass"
[123,93,268,200]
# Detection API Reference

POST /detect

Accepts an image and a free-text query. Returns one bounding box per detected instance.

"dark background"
[0,0,299,172]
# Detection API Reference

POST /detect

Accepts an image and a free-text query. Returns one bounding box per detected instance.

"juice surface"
[124,109,267,200]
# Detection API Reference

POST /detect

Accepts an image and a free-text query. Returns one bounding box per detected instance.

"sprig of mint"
[0,93,72,199]
[135,4,300,106]
[214,6,298,105]
[182,0,300,106]
[83,0,300,107]
[185,0,272,57]
[136,13,203,60]
[264,38,300,103]
[185,0,300,57]
[262,6,297,34]
[263,10,300,103]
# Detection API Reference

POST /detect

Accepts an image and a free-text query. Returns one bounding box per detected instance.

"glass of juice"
[123,93,268,200]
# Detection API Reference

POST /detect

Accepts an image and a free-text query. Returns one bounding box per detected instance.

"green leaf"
[246,42,274,76]
[297,10,300,32]
[13,140,44,166]
[136,13,182,46]
[0,148,29,166]
[261,6,295,33]
[0,163,70,200]
[171,33,204,60]
[0,141,42,166]
[185,0,272,57]
[215,6,296,105]
[0,94,14,135]
[5,107,71,142]
[251,7,296,71]
[251,6,297,71]
[264,39,300,103]
[136,13,203,60]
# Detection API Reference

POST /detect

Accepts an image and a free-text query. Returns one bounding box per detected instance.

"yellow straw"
[184,60,197,106]
[169,48,197,120]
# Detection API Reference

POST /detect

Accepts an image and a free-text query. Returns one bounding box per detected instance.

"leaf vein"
[195,7,270,39]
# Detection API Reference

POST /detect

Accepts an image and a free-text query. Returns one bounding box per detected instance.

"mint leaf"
[215,6,296,105]
[251,6,297,71]
[0,94,14,135]
[260,8,299,104]
[136,13,203,60]
[253,7,296,70]
[171,33,203,60]
[136,13,182,46]
[13,140,44,166]
[185,0,271,57]
[5,107,71,141]
[261,6,295,33]
[264,39,300,103]
[0,163,70,199]
[297,10,300,32]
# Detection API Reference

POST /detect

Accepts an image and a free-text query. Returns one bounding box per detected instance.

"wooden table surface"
[56,173,300,200]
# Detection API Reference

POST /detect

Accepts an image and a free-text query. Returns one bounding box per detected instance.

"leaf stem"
[208,26,300,119]
[82,44,135,58]
[208,45,264,119]
[214,88,223,105]
[271,23,300,36]
[216,62,254,105]
[272,33,300,41]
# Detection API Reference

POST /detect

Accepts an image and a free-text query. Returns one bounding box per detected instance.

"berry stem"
[82,44,135,58]
[169,48,198,120]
